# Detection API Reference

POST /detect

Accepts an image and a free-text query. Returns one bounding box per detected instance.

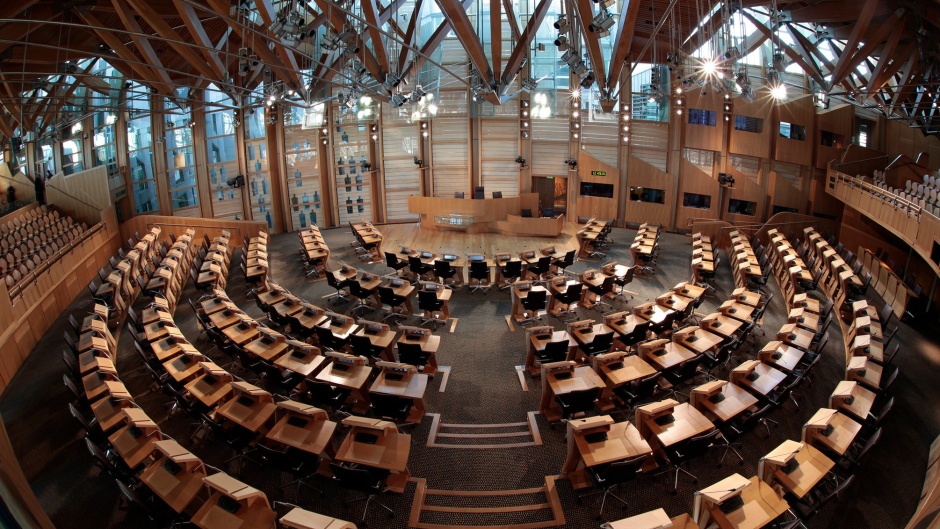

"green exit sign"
[591,170,607,176]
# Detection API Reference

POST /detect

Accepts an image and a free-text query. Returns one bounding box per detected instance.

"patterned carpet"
[0,223,935,529]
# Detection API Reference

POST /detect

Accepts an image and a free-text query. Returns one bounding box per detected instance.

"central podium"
[408,193,564,237]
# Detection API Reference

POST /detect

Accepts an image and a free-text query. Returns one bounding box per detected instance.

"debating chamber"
[0,0,940,528]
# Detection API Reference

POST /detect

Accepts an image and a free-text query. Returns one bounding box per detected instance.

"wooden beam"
[571,0,606,87]
[311,0,347,31]
[781,24,826,88]
[110,0,176,91]
[866,28,903,93]
[401,0,474,82]
[73,9,170,93]
[204,0,296,88]
[500,0,551,91]
[0,0,40,20]
[788,1,894,24]
[889,53,919,116]
[606,0,641,92]
[502,0,521,43]
[397,0,425,74]
[829,1,895,88]
[435,0,494,93]
[742,14,824,87]
[253,0,305,90]
[362,0,391,77]
[490,0,502,82]
[172,0,228,80]
[38,61,97,134]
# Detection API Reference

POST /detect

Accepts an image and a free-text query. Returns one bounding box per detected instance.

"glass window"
[779,121,806,141]
[245,98,273,227]
[728,198,757,215]
[629,186,666,204]
[820,130,844,148]
[683,193,712,209]
[734,114,763,133]
[688,109,717,126]
[165,89,198,212]
[205,84,242,220]
[126,82,158,214]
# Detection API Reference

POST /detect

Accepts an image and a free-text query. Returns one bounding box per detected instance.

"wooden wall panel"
[676,159,720,229]
[575,153,618,221]
[729,90,773,159]
[683,90,725,152]
[815,104,853,169]
[724,166,766,222]
[769,170,806,213]
[623,157,673,227]
[774,94,815,166]
[46,166,111,226]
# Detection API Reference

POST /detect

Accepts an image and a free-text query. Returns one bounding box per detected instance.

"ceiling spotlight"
[589,11,614,33]
[412,85,426,102]
[521,77,539,92]
[701,60,717,76]
[382,73,402,92]
[554,16,569,34]
[593,0,615,7]
[390,93,408,107]
[580,71,596,89]
[571,62,589,77]
[772,52,786,73]
[771,83,787,100]
[554,36,569,50]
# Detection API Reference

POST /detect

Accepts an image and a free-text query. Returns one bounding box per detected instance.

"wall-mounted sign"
[591,170,606,176]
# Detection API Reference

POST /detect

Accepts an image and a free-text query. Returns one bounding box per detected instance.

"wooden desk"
[702,315,744,339]
[279,508,355,529]
[185,369,234,409]
[335,419,410,492]
[257,289,287,307]
[643,342,697,371]
[846,357,883,389]
[598,355,658,389]
[275,348,327,378]
[677,328,725,354]
[207,309,241,330]
[733,362,788,399]
[215,384,277,433]
[829,381,877,423]
[674,282,707,300]
[164,353,206,384]
[314,361,374,414]
[108,409,162,469]
[563,418,652,489]
[90,382,134,433]
[803,410,862,456]
[191,474,276,529]
[731,288,762,308]
[778,324,814,350]
[221,321,260,346]
[720,301,755,322]
[539,365,605,422]
[762,442,834,500]
[643,402,714,448]
[82,370,119,402]
[292,305,329,333]
[788,308,820,332]
[526,329,577,375]
[703,475,789,529]
[200,297,234,315]
[635,303,675,325]
[264,401,336,457]
[369,370,429,423]
[758,342,805,373]
[244,334,288,362]
[138,439,205,513]
[609,510,700,529]
[693,382,758,423]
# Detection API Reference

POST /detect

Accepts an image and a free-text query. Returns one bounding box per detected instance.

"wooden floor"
[376,222,583,257]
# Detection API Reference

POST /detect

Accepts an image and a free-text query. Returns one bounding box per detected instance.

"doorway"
[532,176,567,217]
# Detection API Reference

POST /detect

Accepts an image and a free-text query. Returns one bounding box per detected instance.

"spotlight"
[580,72,596,89]
[413,157,423,166]
[593,0,615,7]
[772,52,786,73]
[554,36,569,50]
[521,78,538,91]
[412,85,426,102]
[390,93,408,107]
[718,173,735,187]
[554,16,569,33]
[571,61,589,76]
[589,11,614,33]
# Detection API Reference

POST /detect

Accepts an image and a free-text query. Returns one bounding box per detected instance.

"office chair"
[369,393,414,427]
[792,474,855,523]
[587,275,615,311]
[433,260,458,288]
[612,373,664,413]
[612,266,637,302]
[253,443,323,501]
[408,256,433,281]
[454,191,465,199]
[662,354,706,399]
[586,237,606,260]
[329,462,394,522]
[535,340,570,365]
[473,186,485,199]
[617,320,651,353]
[498,260,523,290]
[325,271,350,304]
[579,331,614,358]
[518,289,547,327]
[301,380,351,415]
[346,280,376,317]
[468,260,491,294]
[716,404,773,466]
[554,387,600,422]
[552,283,582,322]
[525,255,551,285]
[349,334,386,364]
[384,252,409,277]
[657,429,721,494]
[648,312,676,337]
[551,250,576,277]
[377,286,409,324]
[396,341,432,373]
[315,325,347,352]
[583,454,647,519]
[417,290,446,328]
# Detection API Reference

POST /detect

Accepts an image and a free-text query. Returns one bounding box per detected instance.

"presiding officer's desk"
[408,193,563,235]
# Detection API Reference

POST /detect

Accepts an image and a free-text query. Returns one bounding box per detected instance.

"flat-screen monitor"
[580,182,614,198]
